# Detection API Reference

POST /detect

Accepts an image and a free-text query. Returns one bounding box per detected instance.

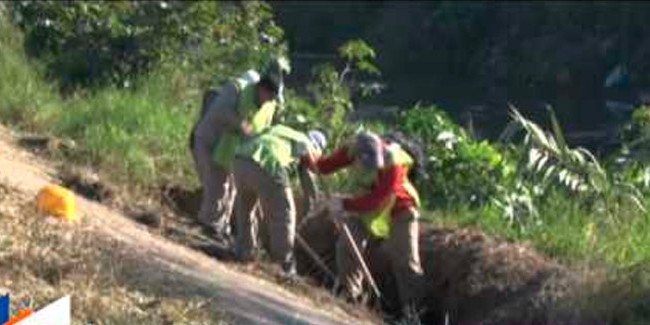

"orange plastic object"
[4,308,33,324]
[36,184,78,223]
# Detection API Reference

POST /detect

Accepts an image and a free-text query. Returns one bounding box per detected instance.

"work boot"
[199,221,232,245]
[334,286,364,306]
[232,244,254,264]
[276,260,298,284]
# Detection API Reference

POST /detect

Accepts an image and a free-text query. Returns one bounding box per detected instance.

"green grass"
[53,69,199,187]
[427,189,650,271]
[0,17,62,131]
[0,18,200,189]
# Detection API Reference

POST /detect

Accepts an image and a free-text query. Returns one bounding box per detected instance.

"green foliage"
[9,1,284,90]
[398,104,509,209]
[503,107,646,229]
[617,105,650,190]
[0,15,61,131]
[0,12,199,188]
[338,38,380,88]
[283,39,380,148]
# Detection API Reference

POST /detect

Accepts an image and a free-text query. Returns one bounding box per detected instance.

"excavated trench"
[27,163,591,324]
[9,127,631,324]
[20,129,595,325]
[298,211,586,324]
[160,186,589,324]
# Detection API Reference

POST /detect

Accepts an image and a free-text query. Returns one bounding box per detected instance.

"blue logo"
[0,294,8,324]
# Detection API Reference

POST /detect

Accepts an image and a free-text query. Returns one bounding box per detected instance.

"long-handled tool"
[295,233,337,283]
[331,210,382,300]
[315,174,383,301]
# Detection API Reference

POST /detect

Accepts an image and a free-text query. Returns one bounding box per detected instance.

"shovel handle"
[295,233,337,282]
[336,218,382,300]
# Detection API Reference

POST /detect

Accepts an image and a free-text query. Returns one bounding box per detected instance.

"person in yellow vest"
[305,130,425,318]
[190,56,291,242]
[231,125,327,278]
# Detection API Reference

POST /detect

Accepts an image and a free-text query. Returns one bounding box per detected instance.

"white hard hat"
[240,69,260,85]
[308,130,327,152]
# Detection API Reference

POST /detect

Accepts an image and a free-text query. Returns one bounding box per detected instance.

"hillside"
[0,125,375,325]
[1,2,650,324]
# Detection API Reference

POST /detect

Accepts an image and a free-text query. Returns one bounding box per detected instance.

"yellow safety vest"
[213,79,277,170]
[236,125,318,177]
[351,143,421,238]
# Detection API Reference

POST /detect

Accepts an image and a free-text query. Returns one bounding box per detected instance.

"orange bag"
[36,184,78,223]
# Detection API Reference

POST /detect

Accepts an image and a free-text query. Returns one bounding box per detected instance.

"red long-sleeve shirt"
[313,145,416,218]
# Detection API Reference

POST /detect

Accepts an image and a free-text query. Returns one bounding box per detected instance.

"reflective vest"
[350,143,421,238]
[236,125,318,177]
[213,75,277,170]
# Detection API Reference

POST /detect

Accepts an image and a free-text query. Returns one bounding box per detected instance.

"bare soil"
[297,207,590,325]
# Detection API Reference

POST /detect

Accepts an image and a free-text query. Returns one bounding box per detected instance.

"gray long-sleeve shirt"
[208,82,243,131]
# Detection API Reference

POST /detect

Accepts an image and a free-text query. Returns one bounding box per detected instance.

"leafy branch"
[498,106,646,229]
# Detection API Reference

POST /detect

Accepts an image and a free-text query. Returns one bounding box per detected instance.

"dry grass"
[0,181,230,325]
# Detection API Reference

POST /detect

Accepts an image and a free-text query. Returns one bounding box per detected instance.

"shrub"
[397,104,510,209]
[9,1,285,91]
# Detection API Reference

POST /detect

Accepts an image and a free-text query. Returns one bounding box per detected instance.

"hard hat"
[36,184,78,223]
[239,69,261,85]
[308,130,328,153]
[354,131,385,169]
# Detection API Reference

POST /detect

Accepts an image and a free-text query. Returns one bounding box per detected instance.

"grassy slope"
[0,16,199,190]
[0,16,226,324]
[433,190,650,269]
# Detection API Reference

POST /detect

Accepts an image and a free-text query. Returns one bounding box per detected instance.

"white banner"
[16,296,71,325]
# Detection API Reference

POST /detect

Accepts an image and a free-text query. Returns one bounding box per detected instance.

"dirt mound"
[58,168,115,203]
[416,227,579,324]
[297,212,581,324]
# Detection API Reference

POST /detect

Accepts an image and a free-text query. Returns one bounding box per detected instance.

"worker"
[190,56,291,243]
[232,124,327,278]
[306,129,426,319]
